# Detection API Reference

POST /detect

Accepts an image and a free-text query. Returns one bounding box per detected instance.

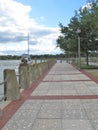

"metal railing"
[0,76,9,102]
[0,59,56,102]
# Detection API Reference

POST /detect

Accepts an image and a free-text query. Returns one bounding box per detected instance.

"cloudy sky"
[0,0,87,55]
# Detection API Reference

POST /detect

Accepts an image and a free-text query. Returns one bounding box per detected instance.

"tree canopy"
[57,0,98,65]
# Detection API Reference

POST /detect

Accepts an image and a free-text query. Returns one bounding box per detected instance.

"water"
[0,59,57,99]
[0,59,43,99]
[0,60,21,99]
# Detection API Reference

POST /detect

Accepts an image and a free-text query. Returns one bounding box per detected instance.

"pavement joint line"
[48,73,82,75]
[1,63,98,129]
[42,80,92,82]
[0,65,53,129]
[29,95,98,100]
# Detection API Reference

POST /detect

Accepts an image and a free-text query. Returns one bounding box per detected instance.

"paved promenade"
[1,62,98,130]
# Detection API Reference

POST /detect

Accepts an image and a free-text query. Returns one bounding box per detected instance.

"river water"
[0,59,44,99]
[0,60,21,99]
[0,59,60,99]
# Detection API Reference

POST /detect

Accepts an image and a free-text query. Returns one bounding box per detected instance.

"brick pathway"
[1,62,98,130]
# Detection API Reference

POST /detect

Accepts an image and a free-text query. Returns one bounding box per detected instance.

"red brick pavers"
[29,95,98,100]
[0,67,50,129]
[1,62,98,130]
[81,69,98,84]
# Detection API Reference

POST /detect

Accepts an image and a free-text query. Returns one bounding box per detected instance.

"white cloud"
[82,2,92,11]
[0,0,61,55]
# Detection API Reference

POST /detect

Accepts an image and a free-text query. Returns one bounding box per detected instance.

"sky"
[0,0,88,55]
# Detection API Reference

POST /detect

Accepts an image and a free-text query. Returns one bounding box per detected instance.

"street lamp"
[28,32,29,56]
[76,28,81,69]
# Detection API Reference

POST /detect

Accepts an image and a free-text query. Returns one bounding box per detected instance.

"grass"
[85,69,98,78]
[72,57,98,78]
[75,63,98,78]
[80,64,98,69]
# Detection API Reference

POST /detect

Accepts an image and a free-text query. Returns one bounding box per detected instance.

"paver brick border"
[42,80,91,82]
[80,69,98,84]
[0,65,52,129]
[29,95,98,100]
[72,64,98,84]
[1,63,98,129]
[48,73,82,75]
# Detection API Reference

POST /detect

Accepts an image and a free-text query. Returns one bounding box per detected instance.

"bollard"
[41,62,47,72]
[0,108,3,120]
[19,66,30,89]
[34,63,40,80]
[29,64,40,82]
[37,63,43,75]
[28,64,36,84]
[4,69,21,101]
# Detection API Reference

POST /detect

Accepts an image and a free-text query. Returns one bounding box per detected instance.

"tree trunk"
[86,52,89,65]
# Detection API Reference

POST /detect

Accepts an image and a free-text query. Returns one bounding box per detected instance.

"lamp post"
[76,28,81,68]
[28,33,29,56]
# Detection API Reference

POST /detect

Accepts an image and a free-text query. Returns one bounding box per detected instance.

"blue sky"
[0,0,88,55]
[16,0,87,27]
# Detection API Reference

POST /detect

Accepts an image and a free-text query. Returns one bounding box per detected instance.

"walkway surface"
[1,62,98,130]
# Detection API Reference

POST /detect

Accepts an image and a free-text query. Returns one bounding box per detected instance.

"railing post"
[4,69,21,100]
[0,108,3,120]
[19,65,30,89]
[28,64,36,84]
[34,63,41,79]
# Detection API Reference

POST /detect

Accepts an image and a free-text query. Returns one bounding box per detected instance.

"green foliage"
[0,55,21,60]
[0,54,65,60]
[57,0,98,65]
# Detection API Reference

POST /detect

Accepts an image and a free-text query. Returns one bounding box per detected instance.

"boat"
[21,54,32,65]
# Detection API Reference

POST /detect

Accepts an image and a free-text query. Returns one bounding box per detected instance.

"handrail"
[0,77,8,102]
[0,80,7,101]
[0,81,5,86]
[0,59,56,102]
[16,74,21,76]
[0,79,7,86]
[0,75,9,86]
[0,95,7,102]
[16,71,23,77]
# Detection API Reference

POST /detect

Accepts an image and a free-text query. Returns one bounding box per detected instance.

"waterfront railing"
[0,59,56,119]
[0,59,56,101]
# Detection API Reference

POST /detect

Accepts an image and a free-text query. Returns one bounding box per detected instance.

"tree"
[57,0,98,65]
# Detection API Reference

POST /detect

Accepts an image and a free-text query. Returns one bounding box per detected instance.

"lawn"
[76,63,98,78]
[85,69,98,78]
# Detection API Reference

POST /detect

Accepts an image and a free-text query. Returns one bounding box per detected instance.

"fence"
[0,59,56,119]
[0,60,55,101]
[0,59,56,101]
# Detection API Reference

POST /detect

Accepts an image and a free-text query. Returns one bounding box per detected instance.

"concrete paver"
[2,99,98,130]
[62,120,93,130]
[32,119,62,130]
[1,62,98,130]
